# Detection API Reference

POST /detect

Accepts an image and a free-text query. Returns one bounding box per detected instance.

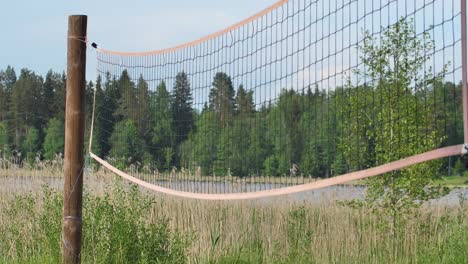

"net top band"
[96,0,288,56]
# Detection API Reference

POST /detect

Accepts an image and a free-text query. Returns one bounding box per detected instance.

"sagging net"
[90,0,466,199]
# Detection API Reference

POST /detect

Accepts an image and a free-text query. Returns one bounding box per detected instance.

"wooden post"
[462,0,468,144]
[62,15,87,264]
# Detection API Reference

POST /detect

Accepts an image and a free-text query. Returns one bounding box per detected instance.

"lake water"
[0,175,466,206]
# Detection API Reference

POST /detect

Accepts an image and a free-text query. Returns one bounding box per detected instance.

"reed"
[0,167,466,263]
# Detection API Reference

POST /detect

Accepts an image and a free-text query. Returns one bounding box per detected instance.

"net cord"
[89,145,461,200]
[95,0,289,56]
[88,72,97,153]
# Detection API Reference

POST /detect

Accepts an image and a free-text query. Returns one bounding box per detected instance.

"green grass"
[0,183,189,264]
[433,174,468,187]
[0,179,466,263]
[346,174,468,187]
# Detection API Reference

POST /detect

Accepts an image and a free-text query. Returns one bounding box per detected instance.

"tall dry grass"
[0,163,466,263]
[150,195,466,263]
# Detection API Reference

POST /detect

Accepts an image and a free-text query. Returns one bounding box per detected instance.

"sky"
[0,0,464,98]
[0,0,278,80]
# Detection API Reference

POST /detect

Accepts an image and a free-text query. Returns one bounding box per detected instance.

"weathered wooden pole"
[462,0,468,144]
[62,15,87,264]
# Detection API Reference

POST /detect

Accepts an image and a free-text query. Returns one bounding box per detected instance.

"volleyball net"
[89,0,468,200]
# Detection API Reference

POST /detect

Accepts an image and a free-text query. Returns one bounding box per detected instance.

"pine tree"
[300,108,327,177]
[235,85,255,117]
[22,126,40,163]
[263,155,280,176]
[453,158,464,176]
[217,118,252,176]
[110,119,143,165]
[135,75,151,144]
[42,70,61,121]
[215,125,233,175]
[0,66,16,128]
[115,70,137,122]
[152,81,174,169]
[248,112,271,176]
[268,89,304,175]
[43,118,64,160]
[0,82,7,121]
[85,80,94,120]
[0,65,17,91]
[100,73,119,156]
[11,69,43,149]
[190,110,219,175]
[209,72,235,125]
[0,121,10,155]
[172,72,193,147]
[51,72,67,122]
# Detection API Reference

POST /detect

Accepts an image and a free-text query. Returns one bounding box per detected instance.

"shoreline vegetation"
[1,161,467,188]
[0,155,468,188]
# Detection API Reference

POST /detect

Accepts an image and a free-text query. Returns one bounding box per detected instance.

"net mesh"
[90,0,465,197]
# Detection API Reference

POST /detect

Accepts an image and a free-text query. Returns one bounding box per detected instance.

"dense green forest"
[0,66,463,177]
[0,67,67,162]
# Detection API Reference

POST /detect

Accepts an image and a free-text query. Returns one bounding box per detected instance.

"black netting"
[91,0,464,194]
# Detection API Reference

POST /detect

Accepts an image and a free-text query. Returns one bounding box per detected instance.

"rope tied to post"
[68,35,88,45]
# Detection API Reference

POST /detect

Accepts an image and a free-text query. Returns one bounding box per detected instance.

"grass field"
[433,175,468,187]
[0,167,467,263]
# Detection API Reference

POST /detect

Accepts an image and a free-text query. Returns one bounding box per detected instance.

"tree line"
[0,67,67,162]
[0,65,461,177]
